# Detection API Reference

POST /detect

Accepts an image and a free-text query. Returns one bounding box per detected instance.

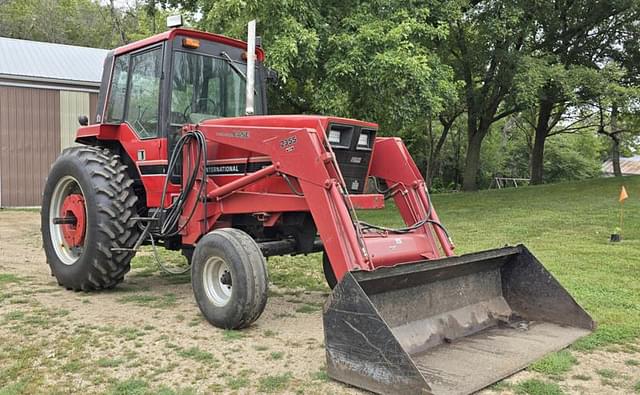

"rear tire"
[191,228,268,329]
[41,146,140,291]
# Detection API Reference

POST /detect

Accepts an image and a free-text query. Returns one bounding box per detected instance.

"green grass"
[434,177,640,350]
[130,248,190,281]
[529,350,577,379]
[226,370,251,390]
[0,274,22,286]
[634,380,640,394]
[263,330,277,337]
[116,293,178,309]
[0,208,39,212]
[222,330,245,341]
[97,357,125,368]
[595,368,617,379]
[258,373,292,393]
[269,351,284,360]
[176,347,216,363]
[116,327,145,341]
[514,379,564,395]
[61,360,83,373]
[0,344,45,393]
[107,378,150,395]
[366,177,640,351]
[268,253,328,291]
[295,303,322,314]
[310,368,329,382]
[262,177,640,351]
[626,359,640,366]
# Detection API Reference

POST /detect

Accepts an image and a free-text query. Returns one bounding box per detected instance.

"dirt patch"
[0,210,355,394]
[0,210,638,394]
[480,343,640,394]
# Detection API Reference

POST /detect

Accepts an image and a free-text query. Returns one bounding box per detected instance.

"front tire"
[322,251,337,289]
[191,228,268,329]
[41,146,140,291]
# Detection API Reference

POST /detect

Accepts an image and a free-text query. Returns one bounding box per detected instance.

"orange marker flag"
[619,186,629,203]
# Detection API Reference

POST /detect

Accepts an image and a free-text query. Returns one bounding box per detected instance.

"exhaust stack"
[323,245,594,394]
[245,19,256,116]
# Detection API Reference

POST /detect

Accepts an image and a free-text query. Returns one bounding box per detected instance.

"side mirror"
[78,115,89,126]
[266,68,279,85]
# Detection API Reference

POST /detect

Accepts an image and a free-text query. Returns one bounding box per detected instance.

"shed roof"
[0,37,107,85]
[602,156,640,175]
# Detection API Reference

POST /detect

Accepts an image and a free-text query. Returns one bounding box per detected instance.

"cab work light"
[182,38,200,49]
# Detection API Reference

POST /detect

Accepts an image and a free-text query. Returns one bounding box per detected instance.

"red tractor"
[41,19,594,394]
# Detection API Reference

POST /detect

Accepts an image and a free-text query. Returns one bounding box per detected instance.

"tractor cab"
[93,22,268,154]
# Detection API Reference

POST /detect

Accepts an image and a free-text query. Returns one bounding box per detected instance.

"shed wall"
[0,86,60,207]
[60,91,91,150]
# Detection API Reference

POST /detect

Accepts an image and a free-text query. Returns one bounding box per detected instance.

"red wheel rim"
[60,194,86,248]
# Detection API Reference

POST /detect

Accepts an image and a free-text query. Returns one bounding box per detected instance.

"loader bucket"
[323,245,594,395]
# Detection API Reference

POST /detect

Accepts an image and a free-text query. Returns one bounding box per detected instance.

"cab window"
[105,54,129,123]
[170,50,262,125]
[125,47,163,139]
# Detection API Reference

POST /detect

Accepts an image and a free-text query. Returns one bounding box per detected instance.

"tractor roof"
[113,28,265,61]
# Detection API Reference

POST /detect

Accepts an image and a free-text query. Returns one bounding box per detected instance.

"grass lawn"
[270,175,640,351]
[1,176,638,394]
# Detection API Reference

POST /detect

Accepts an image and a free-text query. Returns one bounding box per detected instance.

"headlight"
[356,129,374,150]
[357,133,369,148]
[329,129,342,144]
[327,125,354,148]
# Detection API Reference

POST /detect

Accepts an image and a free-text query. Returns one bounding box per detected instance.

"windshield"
[170,50,263,124]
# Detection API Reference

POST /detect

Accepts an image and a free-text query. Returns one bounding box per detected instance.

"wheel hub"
[59,194,86,248]
[220,271,232,286]
[203,257,233,307]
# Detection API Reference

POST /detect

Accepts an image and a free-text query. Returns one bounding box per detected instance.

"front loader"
[40,18,594,394]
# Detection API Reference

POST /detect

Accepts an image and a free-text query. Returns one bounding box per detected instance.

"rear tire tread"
[42,146,140,291]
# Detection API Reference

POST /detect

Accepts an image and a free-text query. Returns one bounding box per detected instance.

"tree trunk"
[611,104,622,177]
[425,120,453,187]
[462,131,483,191]
[611,137,622,177]
[530,98,554,184]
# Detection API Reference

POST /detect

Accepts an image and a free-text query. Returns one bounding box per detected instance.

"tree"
[0,0,172,48]
[591,65,640,176]
[525,0,638,184]
[198,0,460,140]
[445,1,534,191]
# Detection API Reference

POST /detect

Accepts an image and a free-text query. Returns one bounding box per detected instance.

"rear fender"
[75,124,119,143]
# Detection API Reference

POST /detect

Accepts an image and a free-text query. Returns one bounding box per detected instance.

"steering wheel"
[134,106,154,138]
[183,98,220,122]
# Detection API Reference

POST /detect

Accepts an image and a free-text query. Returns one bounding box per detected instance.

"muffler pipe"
[245,19,256,116]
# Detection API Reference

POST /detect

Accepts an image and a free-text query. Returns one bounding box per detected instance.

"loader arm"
[181,122,452,281]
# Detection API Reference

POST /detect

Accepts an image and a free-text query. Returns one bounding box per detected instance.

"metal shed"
[0,37,107,207]
[602,156,640,176]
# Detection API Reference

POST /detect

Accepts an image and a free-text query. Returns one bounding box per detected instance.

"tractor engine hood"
[200,115,379,194]
[199,115,378,137]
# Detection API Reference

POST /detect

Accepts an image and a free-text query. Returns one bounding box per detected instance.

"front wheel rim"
[49,176,85,265]
[203,256,232,306]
